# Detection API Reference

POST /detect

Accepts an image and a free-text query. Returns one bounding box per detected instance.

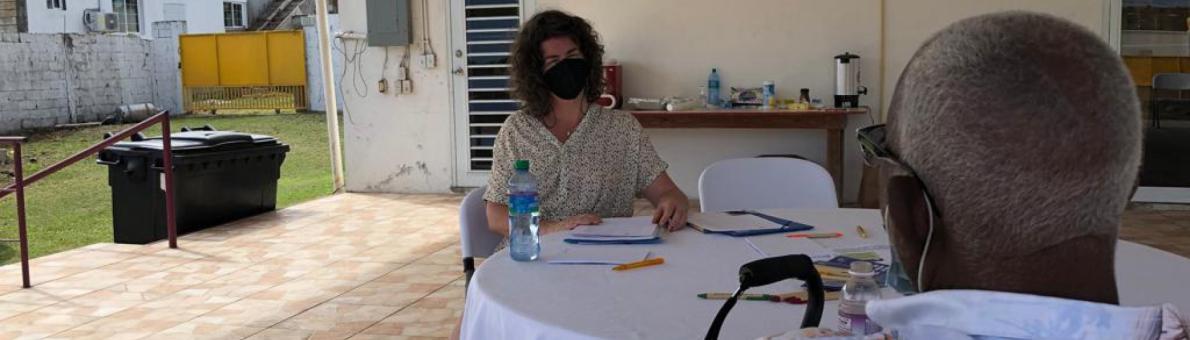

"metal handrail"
[0,111,178,288]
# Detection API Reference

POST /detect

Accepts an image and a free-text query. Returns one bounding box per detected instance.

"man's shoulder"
[867,290,1185,340]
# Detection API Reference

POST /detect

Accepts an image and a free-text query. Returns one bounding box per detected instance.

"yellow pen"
[613,257,665,271]
[856,225,869,239]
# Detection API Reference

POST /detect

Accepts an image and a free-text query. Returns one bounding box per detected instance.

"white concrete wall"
[338,0,456,193]
[0,29,185,133]
[881,0,1108,112]
[1122,30,1190,56]
[26,0,226,38]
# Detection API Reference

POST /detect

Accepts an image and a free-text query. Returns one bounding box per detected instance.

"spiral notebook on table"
[563,216,661,244]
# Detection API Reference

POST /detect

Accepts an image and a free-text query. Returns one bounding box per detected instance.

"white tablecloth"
[460,209,1190,340]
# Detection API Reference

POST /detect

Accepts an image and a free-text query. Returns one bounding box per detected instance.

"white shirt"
[762,290,1188,340]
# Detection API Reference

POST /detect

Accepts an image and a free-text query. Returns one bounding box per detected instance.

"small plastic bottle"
[837,261,882,335]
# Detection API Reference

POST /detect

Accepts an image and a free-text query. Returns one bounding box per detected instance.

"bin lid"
[106,131,278,153]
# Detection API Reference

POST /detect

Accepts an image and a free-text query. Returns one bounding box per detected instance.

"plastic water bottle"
[507,160,541,262]
[838,261,882,335]
[707,68,721,107]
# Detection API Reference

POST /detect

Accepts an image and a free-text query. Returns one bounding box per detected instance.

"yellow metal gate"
[180,31,308,112]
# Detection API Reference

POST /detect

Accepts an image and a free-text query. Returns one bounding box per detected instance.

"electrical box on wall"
[366,0,413,47]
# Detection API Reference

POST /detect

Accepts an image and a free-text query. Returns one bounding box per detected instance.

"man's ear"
[886,173,931,282]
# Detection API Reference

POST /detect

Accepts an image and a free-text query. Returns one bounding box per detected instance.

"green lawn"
[0,113,337,264]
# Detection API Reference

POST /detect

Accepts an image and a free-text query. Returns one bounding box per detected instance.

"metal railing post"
[162,114,178,249]
[13,143,29,288]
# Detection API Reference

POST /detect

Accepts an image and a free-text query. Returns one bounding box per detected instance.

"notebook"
[563,216,662,244]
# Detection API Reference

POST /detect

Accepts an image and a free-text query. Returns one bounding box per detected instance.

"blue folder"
[563,237,662,245]
[699,210,815,237]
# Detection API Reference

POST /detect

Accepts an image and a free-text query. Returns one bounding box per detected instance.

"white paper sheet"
[545,247,651,265]
[743,234,835,260]
[569,216,658,238]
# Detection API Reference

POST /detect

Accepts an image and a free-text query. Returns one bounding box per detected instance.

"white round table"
[460,209,1190,340]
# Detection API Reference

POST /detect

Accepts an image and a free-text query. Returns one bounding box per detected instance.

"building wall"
[540,0,881,202]
[337,0,1112,201]
[1122,30,1190,56]
[246,0,270,26]
[25,0,226,38]
[338,0,455,193]
[300,14,344,113]
[0,29,183,133]
[881,0,1108,112]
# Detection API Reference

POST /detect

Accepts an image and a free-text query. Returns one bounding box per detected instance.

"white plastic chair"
[459,186,501,290]
[698,158,838,213]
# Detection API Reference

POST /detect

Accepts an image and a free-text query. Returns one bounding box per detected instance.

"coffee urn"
[834,52,868,108]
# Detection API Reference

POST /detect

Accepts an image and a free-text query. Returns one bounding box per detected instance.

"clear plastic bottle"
[507,160,540,261]
[707,68,721,107]
[837,261,882,335]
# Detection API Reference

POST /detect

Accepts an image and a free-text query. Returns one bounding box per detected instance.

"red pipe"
[161,116,177,249]
[0,113,168,200]
[13,143,29,288]
[0,112,180,287]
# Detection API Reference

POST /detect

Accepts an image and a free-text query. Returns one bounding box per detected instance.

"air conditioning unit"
[83,9,119,32]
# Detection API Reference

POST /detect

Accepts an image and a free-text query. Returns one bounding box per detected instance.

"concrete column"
[151,21,186,115]
[301,14,343,113]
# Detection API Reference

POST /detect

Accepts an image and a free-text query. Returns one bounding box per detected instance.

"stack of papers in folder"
[563,216,661,244]
[687,211,815,237]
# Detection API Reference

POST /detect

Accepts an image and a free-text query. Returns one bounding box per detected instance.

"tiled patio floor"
[0,193,1185,339]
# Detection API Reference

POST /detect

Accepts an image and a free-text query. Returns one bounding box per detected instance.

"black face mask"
[543,58,590,100]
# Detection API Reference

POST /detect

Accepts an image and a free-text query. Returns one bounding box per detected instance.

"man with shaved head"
[765,11,1186,340]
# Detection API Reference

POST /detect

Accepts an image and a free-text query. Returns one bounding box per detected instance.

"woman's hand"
[643,172,690,232]
[541,214,602,234]
[652,191,689,232]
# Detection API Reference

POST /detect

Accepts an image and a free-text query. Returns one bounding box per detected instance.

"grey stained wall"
[0,21,184,134]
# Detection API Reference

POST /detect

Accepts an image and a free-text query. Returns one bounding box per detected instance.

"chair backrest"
[1152,73,1190,91]
[459,186,502,258]
[698,158,838,213]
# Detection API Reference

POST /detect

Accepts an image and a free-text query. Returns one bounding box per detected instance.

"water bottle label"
[838,311,882,335]
[508,193,539,215]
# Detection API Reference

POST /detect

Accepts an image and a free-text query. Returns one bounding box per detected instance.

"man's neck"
[929,234,1119,304]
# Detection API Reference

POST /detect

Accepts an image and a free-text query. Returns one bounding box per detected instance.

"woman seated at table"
[484,10,689,236]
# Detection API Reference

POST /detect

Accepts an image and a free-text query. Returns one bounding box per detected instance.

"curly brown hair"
[509,10,605,118]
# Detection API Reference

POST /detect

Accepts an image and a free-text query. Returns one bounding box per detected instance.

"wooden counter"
[630,108,870,200]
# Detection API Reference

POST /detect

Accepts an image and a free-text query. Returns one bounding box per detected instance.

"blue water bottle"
[707,68,721,107]
[508,160,541,261]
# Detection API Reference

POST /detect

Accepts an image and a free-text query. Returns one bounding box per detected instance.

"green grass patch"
[0,113,337,264]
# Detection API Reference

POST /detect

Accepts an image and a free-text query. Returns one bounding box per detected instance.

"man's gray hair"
[887,11,1142,258]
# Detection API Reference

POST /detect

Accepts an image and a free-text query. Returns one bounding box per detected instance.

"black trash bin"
[98,126,291,244]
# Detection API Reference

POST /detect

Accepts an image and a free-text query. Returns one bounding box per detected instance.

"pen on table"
[786,232,844,239]
[698,293,776,301]
[612,257,665,271]
[856,225,869,239]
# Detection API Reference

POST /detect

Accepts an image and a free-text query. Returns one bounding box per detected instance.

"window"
[46,0,65,10]
[112,0,141,33]
[224,2,245,28]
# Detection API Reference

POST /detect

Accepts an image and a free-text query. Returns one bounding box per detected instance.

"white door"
[450,0,535,187]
